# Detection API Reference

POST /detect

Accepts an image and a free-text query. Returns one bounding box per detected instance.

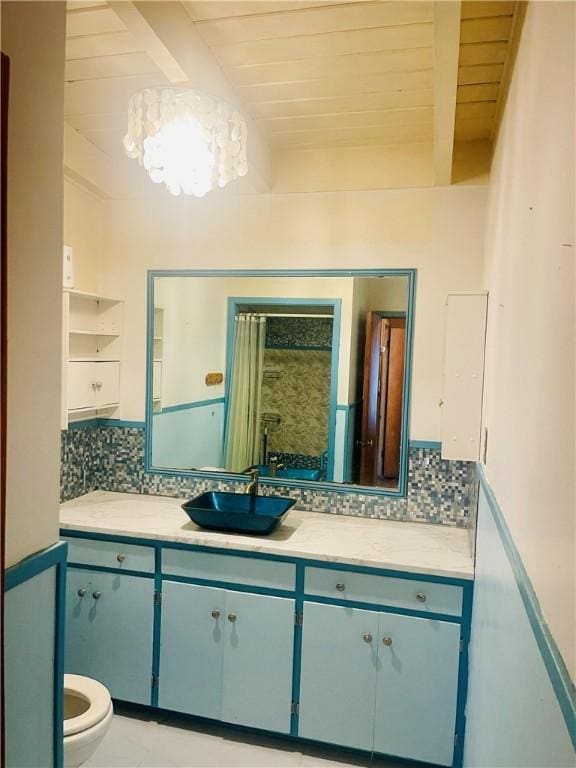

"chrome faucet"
[245,468,259,496]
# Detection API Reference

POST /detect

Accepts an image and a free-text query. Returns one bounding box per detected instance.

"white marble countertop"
[60,491,474,580]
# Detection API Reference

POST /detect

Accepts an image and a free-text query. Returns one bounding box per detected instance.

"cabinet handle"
[227,613,237,623]
[77,588,86,598]
[382,637,393,646]
[92,591,102,600]
[335,583,346,592]
[116,553,126,563]
[211,610,221,620]
[416,592,426,603]
[362,633,373,644]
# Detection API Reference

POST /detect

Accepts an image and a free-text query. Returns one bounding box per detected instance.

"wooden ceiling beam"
[107,0,272,192]
[432,0,461,185]
[106,1,189,83]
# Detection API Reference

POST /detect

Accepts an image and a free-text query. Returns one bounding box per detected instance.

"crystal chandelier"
[123,87,248,198]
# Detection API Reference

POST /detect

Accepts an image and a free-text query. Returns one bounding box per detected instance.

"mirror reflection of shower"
[225,304,334,481]
[149,274,410,491]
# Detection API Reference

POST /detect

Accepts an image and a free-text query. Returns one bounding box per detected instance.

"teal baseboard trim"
[161,398,224,415]
[409,440,442,450]
[5,540,68,591]
[477,465,576,747]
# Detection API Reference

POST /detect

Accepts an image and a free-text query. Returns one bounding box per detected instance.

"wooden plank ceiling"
[64,0,520,174]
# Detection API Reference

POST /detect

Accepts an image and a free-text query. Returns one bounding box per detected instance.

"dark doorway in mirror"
[356,313,406,487]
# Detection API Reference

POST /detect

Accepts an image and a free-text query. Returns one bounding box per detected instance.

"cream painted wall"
[63,179,103,294]
[480,1,575,677]
[348,277,408,404]
[98,185,487,435]
[156,275,355,407]
[2,1,66,567]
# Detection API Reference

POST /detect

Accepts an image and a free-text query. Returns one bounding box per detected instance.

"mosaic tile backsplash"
[61,425,478,528]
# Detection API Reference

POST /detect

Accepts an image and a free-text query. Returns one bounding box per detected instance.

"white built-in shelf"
[69,330,120,337]
[63,289,125,429]
[68,403,119,414]
[69,357,121,363]
[153,306,165,411]
[65,289,123,303]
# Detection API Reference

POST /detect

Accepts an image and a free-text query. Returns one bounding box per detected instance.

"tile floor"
[85,706,426,768]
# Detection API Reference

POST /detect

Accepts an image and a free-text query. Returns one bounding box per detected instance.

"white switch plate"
[63,245,74,288]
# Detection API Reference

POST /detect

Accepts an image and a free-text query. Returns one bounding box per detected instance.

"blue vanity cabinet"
[158,581,224,720]
[374,612,461,767]
[65,567,155,705]
[298,601,461,766]
[221,589,295,733]
[298,602,380,750]
[159,579,295,735]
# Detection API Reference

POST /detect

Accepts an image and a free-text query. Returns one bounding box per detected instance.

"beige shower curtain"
[224,313,266,472]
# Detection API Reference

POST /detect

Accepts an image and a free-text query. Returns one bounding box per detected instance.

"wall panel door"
[441,292,488,460]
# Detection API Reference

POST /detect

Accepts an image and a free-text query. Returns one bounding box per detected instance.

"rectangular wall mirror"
[146,270,415,496]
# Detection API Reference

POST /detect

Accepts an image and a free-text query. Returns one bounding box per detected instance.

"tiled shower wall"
[61,425,478,527]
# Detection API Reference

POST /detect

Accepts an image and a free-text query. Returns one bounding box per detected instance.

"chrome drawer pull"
[116,553,126,563]
[211,610,221,620]
[228,613,237,623]
[335,583,346,592]
[92,591,102,600]
[416,592,426,603]
[362,633,373,643]
[77,588,86,598]
[382,637,393,646]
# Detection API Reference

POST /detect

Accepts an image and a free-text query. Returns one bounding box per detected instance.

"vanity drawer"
[304,567,463,617]
[162,548,296,591]
[62,536,155,574]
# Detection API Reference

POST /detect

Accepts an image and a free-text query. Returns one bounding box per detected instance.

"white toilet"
[63,674,113,768]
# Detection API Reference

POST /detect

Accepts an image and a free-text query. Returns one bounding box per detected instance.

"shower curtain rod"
[240,312,333,319]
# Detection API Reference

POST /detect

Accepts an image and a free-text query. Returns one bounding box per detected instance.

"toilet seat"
[63,674,112,737]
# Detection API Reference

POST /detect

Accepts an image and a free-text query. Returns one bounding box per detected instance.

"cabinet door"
[90,570,154,704]
[66,568,154,705]
[65,568,95,679]
[221,590,295,734]
[159,582,224,720]
[67,362,95,410]
[298,602,379,750]
[93,361,120,407]
[374,613,461,766]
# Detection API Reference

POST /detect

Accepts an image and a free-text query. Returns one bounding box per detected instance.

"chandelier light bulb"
[123,87,248,197]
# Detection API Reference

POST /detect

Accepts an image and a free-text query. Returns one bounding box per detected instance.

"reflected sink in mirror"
[252,464,322,481]
[182,491,296,535]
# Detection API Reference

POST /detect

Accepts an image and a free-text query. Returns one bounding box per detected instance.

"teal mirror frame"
[145,268,417,498]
